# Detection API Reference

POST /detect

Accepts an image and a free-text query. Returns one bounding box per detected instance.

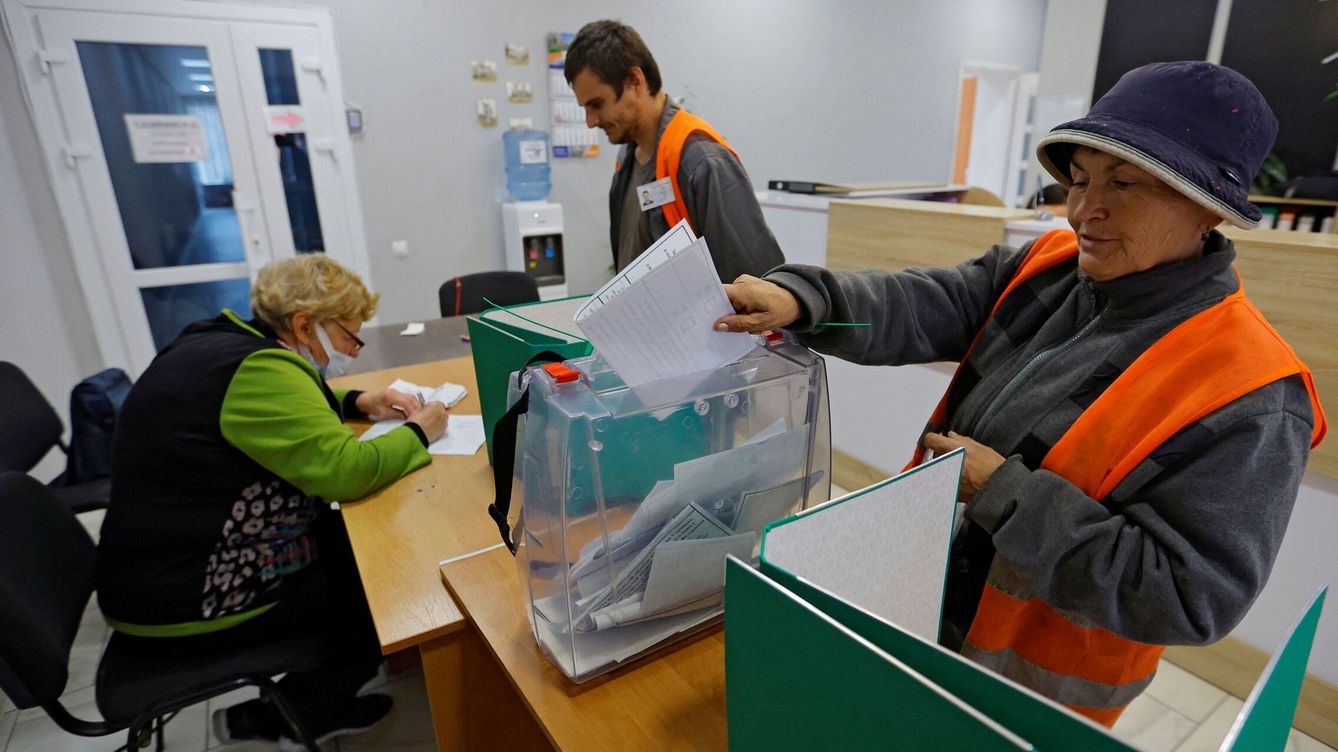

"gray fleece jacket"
[609,98,784,283]
[766,231,1316,648]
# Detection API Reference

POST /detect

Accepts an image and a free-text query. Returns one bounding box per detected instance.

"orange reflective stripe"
[1043,291,1327,499]
[655,109,739,233]
[988,229,1080,318]
[905,229,1081,470]
[968,585,1163,686]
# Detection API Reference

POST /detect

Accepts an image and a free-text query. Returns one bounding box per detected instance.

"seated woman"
[97,254,448,748]
[716,61,1326,726]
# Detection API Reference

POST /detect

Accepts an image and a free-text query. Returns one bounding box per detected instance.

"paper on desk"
[399,322,425,336]
[575,220,697,322]
[639,532,755,615]
[575,236,754,388]
[357,414,485,456]
[387,378,466,407]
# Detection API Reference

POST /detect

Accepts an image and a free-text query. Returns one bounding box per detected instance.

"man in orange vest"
[564,20,784,282]
[713,62,1325,726]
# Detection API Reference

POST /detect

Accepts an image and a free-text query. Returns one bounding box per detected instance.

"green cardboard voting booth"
[466,297,591,463]
[724,450,1329,751]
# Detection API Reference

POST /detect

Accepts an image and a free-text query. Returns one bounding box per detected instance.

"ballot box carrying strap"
[488,350,568,554]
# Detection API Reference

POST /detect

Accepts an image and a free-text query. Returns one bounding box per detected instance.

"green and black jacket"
[96,310,430,636]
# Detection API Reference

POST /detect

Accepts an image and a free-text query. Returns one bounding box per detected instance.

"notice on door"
[124,114,209,163]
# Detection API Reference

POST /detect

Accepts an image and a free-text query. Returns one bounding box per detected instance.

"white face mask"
[298,323,355,379]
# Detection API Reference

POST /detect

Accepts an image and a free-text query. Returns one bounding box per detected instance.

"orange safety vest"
[912,229,1327,726]
[625,108,740,234]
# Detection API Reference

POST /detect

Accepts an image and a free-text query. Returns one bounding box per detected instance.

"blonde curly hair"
[251,254,379,333]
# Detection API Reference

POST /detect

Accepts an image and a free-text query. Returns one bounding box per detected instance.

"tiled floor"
[2,509,1332,752]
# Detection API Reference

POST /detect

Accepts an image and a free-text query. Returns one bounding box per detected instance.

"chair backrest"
[439,271,540,317]
[0,471,97,709]
[0,362,65,472]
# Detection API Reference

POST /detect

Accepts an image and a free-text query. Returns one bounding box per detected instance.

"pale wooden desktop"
[438,547,728,751]
[329,329,510,750]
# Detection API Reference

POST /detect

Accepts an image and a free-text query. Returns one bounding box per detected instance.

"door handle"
[231,190,269,272]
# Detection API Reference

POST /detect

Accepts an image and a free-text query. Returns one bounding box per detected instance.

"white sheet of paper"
[639,532,755,615]
[357,414,485,456]
[575,236,754,388]
[733,474,817,535]
[399,322,425,336]
[575,220,697,322]
[761,449,964,642]
[387,378,466,407]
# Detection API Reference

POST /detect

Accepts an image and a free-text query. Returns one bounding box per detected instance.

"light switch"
[391,240,409,258]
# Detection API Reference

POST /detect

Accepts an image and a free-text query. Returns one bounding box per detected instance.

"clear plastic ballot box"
[508,332,831,682]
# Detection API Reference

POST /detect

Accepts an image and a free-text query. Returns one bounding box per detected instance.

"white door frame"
[34,8,268,370]
[1,0,370,373]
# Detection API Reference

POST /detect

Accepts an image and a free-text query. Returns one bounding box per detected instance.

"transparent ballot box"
[513,333,830,682]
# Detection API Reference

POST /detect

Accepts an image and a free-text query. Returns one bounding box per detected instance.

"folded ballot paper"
[573,220,755,388]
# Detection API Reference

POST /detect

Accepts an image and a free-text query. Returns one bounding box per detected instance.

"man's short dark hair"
[563,20,662,98]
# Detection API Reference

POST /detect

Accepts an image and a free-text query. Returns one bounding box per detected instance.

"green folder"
[1221,586,1327,752]
[466,297,592,463]
[725,557,1031,751]
[726,452,1328,751]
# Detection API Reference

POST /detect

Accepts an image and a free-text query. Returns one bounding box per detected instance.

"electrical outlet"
[391,240,409,258]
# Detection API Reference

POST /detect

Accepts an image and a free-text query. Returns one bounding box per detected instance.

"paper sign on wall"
[266,105,308,134]
[123,114,208,163]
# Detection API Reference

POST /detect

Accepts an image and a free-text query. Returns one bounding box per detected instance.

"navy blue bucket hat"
[1037,61,1278,229]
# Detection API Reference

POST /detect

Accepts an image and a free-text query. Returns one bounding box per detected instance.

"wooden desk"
[329,355,505,748]
[438,547,728,751]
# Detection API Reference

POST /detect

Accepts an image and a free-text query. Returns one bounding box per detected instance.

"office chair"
[0,471,326,751]
[0,361,111,514]
[439,271,539,317]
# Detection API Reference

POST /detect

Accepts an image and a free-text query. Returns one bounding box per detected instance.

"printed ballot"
[574,220,754,388]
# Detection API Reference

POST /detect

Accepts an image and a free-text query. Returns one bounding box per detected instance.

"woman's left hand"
[357,388,424,420]
[922,431,1007,502]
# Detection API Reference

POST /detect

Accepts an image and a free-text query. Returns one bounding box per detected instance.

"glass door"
[229,21,357,262]
[37,9,278,369]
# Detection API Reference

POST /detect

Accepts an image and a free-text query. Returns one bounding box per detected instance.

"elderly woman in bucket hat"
[715,61,1326,725]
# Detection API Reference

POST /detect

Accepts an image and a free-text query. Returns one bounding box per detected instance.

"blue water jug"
[503,130,551,201]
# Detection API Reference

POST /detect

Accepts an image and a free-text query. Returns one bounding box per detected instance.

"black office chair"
[438,271,539,317]
[0,471,326,751]
[0,361,111,514]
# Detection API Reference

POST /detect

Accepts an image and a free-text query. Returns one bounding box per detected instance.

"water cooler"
[502,130,566,300]
[502,201,568,300]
